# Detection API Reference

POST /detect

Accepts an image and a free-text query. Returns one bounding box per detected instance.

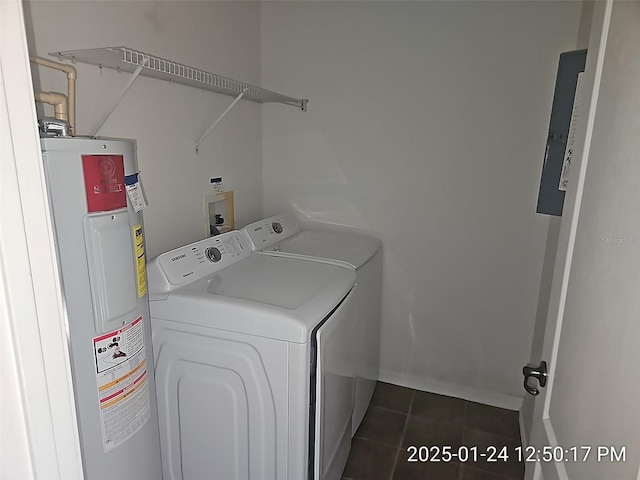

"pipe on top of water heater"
[30,56,76,135]
[34,91,68,123]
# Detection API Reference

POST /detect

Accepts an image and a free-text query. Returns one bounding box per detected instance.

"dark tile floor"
[342,382,524,480]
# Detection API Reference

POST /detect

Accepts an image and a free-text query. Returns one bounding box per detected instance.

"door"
[526,2,640,480]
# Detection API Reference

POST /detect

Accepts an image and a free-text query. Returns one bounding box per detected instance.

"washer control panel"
[149,231,250,291]
[243,213,301,250]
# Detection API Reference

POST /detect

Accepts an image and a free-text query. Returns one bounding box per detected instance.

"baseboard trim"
[378,369,524,412]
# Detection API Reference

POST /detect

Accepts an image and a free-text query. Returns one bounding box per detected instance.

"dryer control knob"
[205,247,222,263]
[272,222,283,234]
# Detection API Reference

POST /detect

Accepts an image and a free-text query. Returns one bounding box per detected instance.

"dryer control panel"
[242,213,301,251]
[148,231,251,294]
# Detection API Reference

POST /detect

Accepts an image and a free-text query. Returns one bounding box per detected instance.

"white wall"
[260,1,583,406]
[24,0,263,258]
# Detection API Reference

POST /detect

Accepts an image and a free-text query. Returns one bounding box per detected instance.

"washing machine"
[240,213,382,436]
[147,230,357,480]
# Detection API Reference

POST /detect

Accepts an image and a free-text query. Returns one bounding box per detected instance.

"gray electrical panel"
[536,49,587,216]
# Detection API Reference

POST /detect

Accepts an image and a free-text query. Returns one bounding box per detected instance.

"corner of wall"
[577,1,595,49]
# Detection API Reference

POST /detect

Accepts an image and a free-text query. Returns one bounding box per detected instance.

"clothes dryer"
[241,213,382,435]
[147,231,356,480]
[242,213,382,435]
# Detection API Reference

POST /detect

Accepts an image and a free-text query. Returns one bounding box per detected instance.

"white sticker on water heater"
[93,315,151,451]
[125,173,148,212]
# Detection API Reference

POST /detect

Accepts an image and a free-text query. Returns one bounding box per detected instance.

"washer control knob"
[205,247,222,263]
[272,222,283,234]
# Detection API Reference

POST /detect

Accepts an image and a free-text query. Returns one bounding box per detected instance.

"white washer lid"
[150,255,356,343]
[267,230,381,269]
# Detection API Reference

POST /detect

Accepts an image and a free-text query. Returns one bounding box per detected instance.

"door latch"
[522,361,548,396]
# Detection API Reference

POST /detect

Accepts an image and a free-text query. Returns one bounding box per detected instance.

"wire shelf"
[51,46,308,111]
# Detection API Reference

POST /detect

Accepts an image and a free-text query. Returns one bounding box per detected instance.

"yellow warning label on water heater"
[133,224,147,297]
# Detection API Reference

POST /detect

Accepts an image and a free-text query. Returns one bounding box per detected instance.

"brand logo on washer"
[170,253,187,262]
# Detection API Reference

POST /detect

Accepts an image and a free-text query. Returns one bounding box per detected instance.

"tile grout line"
[366,404,413,416]
[463,398,525,480]
[464,464,522,480]
[463,427,523,445]
[387,389,416,480]
[353,436,401,450]
[459,400,468,480]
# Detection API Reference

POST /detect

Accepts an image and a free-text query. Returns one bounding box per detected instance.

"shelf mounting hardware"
[93,56,149,136]
[196,88,248,153]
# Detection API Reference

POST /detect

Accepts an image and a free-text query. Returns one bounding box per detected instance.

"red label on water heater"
[82,155,127,212]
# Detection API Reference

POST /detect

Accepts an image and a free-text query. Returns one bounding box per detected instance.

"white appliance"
[41,137,162,478]
[147,231,357,480]
[241,213,382,435]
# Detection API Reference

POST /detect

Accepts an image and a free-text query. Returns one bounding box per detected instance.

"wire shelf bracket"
[50,46,308,137]
[196,88,247,153]
[93,57,148,136]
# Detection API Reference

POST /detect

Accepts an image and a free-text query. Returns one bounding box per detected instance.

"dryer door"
[314,288,356,480]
